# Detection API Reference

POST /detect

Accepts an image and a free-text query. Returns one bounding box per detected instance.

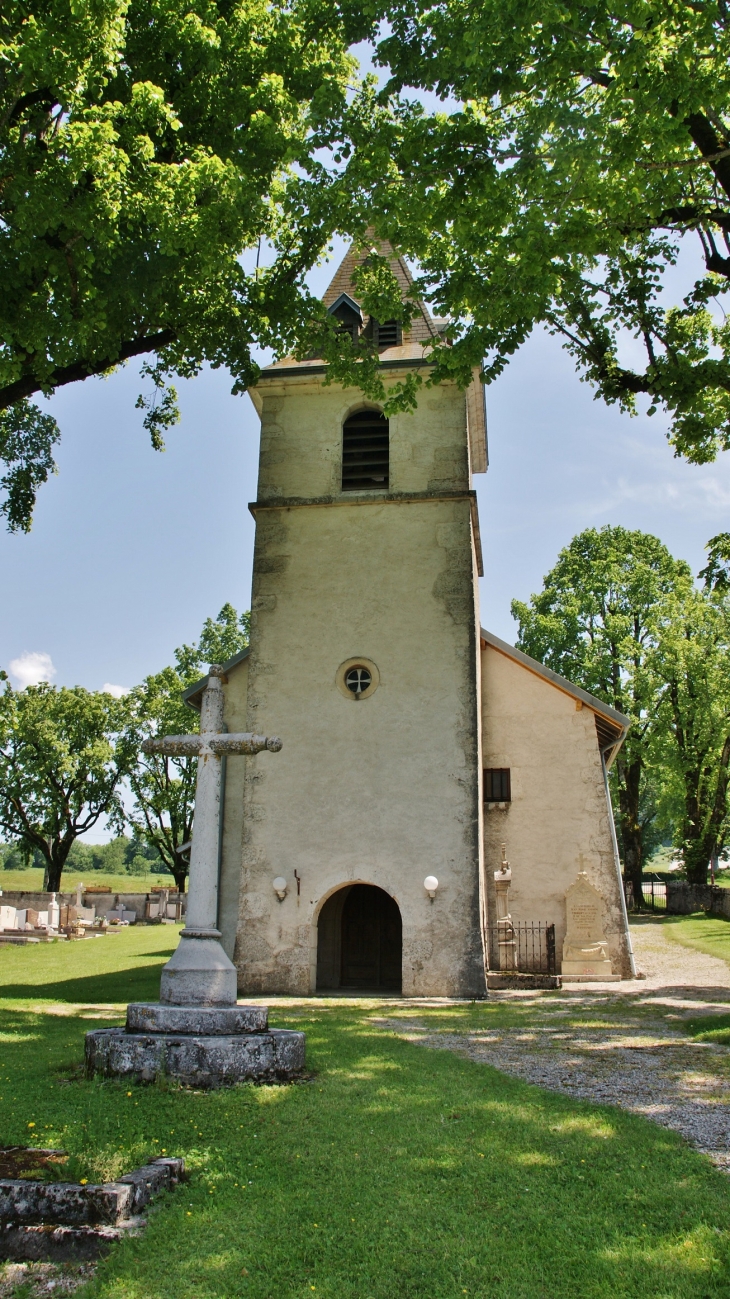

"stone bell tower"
[234,241,489,997]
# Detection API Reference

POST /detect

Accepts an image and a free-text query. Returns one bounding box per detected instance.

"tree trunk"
[618,756,644,899]
[170,862,188,894]
[681,736,730,885]
[46,859,64,892]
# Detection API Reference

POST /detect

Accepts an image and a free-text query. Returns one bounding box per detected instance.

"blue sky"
[2,242,729,701]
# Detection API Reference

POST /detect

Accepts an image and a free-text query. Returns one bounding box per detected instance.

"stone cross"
[142,665,282,1006]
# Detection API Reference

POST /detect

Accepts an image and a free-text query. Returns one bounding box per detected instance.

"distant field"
[0,867,178,893]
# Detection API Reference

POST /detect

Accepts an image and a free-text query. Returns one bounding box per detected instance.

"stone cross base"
[85,1003,305,1088]
[159,931,238,1006]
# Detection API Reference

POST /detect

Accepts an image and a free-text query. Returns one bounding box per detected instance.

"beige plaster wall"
[480,646,632,977]
[232,372,484,996]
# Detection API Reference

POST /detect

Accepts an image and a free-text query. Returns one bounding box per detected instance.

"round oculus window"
[335,657,380,701]
[345,666,372,696]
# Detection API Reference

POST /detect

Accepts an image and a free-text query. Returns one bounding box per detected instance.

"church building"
[184,243,633,997]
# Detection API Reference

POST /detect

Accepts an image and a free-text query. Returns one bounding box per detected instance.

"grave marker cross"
[142,665,282,1005]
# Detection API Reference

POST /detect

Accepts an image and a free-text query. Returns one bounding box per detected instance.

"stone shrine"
[561,871,619,981]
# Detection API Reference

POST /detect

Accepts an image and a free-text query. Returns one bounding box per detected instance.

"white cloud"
[8,651,56,689]
[102,683,129,698]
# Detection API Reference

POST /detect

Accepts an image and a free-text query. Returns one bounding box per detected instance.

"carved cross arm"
[209,734,283,754]
[142,735,201,757]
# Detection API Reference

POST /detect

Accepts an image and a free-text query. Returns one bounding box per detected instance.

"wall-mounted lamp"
[272,876,288,901]
[424,875,439,901]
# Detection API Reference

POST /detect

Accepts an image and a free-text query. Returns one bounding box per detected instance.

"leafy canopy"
[0,0,372,529]
[358,0,730,461]
[652,586,730,882]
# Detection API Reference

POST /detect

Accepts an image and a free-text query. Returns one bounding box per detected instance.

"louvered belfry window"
[341,410,389,491]
[374,319,400,348]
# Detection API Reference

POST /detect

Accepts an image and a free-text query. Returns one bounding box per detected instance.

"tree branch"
[0,329,177,412]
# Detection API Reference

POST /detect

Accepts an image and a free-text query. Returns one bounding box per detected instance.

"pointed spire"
[321,237,438,346]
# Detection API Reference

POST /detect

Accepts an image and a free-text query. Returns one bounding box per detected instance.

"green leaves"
[0,401,60,532]
[0,680,133,890]
[358,0,730,461]
[0,0,376,525]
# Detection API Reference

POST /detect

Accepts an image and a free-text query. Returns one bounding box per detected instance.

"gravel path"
[378,920,730,1172]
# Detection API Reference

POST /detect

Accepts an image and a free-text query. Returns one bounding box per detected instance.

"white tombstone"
[562,871,619,981]
[0,905,17,931]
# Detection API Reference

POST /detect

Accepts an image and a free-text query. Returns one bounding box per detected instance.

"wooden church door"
[340,885,402,991]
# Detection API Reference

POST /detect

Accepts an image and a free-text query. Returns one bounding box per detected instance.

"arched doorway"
[317,885,402,992]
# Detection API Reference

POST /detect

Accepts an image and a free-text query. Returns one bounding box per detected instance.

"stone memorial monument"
[561,869,619,981]
[85,667,305,1086]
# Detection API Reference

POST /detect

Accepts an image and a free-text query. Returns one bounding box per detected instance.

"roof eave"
[182,646,251,711]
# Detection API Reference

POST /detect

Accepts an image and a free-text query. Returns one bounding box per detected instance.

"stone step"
[126,1003,268,1035]
[486,972,562,990]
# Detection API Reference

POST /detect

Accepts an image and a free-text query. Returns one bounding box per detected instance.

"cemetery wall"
[665,881,730,917]
[0,890,185,921]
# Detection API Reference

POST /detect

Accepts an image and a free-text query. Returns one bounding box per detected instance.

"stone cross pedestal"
[562,870,619,981]
[85,666,305,1086]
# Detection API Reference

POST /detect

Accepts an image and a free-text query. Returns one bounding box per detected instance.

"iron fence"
[487,922,556,974]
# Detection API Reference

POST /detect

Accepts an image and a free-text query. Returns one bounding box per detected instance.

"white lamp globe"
[272,876,288,899]
[424,875,439,897]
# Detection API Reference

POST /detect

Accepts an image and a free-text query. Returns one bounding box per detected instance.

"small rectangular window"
[484,768,511,802]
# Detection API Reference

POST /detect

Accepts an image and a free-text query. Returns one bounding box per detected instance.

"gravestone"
[85,666,305,1086]
[561,871,619,981]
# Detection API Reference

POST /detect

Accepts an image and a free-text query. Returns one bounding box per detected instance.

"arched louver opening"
[341,410,389,491]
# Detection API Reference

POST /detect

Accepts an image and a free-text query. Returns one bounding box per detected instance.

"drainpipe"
[601,749,637,978]
[216,723,228,932]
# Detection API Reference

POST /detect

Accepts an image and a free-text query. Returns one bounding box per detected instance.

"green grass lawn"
[0,868,176,894]
[663,912,730,966]
[2,932,730,1298]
